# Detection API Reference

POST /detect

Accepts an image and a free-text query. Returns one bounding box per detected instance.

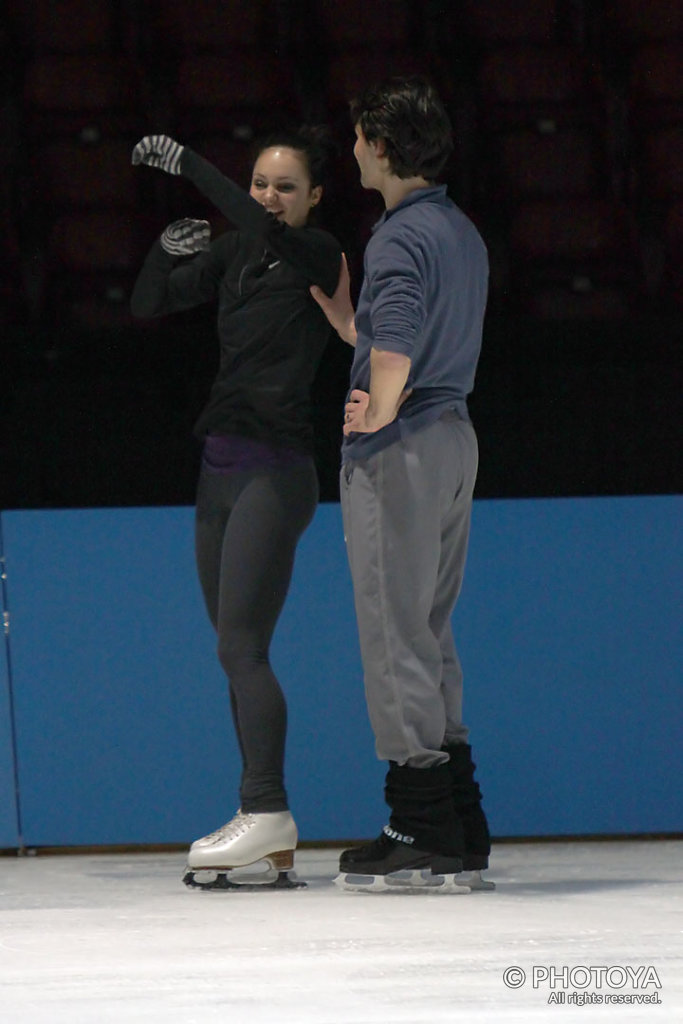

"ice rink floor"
[0,838,681,1023]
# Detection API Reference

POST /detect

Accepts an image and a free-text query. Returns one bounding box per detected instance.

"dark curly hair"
[253,124,337,188]
[349,76,453,181]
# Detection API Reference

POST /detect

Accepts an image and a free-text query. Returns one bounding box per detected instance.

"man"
[311,76,493,893]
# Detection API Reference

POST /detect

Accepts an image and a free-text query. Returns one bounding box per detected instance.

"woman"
[130,130,343,889]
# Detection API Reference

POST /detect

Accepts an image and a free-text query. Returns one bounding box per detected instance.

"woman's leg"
[195,469,249,767]
[196,461,318,813]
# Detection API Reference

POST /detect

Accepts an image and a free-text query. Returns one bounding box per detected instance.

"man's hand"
[344,347,412,436]
[160,218,211,256]
[310,253,357,346]
[343,385,412,435]
[343,389,371,434]
[132,134,184,175]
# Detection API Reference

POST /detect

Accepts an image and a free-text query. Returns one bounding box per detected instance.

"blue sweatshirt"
[342,185,488,461]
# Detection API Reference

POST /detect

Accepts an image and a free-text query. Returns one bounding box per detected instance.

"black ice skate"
[443,743,496,892]
[335,827,471,894]
[335,763,476,894]
[183,810,306,892]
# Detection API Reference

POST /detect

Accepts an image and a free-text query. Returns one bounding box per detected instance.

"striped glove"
[160,219,211,256]
[131,134,184,175]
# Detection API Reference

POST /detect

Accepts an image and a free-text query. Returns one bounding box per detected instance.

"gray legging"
[194,459,318,812]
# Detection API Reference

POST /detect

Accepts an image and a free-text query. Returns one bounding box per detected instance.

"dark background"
[1,0,681,509]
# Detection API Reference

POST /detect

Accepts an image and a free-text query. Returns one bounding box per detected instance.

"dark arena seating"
[1,0,681,507]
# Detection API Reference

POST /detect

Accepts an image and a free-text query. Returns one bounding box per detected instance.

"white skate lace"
[204,811,255,845]
[202,811,255,843]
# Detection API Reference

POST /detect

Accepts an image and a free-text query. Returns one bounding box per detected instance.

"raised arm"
[132,135,342,296]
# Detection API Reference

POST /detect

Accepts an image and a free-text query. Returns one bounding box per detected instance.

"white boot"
[187,810,298,873]
[190,810,245,852]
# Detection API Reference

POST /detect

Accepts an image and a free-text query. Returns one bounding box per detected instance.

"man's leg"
[421,420,493,874]
[342,414,478,763]
[430,416,479,745]
[338,416,478,883]
[341,425,450,768]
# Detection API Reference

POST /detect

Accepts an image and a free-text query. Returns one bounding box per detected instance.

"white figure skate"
[189,810,245,852]
[183,810,305,891]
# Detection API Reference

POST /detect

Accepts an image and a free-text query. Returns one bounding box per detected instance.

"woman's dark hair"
[349,76,453,180]
[253,124,337,188]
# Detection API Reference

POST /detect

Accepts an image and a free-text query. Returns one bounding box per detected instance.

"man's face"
[353,124,383,190]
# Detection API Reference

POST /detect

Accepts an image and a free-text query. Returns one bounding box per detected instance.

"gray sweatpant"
[340,412,478,769]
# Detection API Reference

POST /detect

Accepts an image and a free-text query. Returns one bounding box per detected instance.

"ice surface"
[0,840,681,1023]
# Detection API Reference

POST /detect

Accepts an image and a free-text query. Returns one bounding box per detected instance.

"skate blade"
[334,868,470,895]
[462,869,496,892]
[183,867,306,892]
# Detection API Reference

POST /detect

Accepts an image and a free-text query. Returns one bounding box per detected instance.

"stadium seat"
[604,0,683,44]
[173,52,299,139]
[629,43,683,127]
[23,53,148,139]
[147,0,270,54]
[460,0,559,47]
[477,45,605,131]
[483,126,605,203]
[32,138,140,209]
[315,0,414,49]
[507,197,638,318]
[6,0,116,53]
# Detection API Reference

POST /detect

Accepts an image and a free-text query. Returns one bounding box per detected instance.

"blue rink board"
[0,533,19,847]
[1,495,681,847]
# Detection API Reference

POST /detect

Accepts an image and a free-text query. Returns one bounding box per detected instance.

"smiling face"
[249,146,321,228]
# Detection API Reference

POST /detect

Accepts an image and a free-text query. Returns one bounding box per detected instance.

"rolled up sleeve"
[367,235,426,357]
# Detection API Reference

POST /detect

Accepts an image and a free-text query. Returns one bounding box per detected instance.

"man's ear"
[371,138,387,158]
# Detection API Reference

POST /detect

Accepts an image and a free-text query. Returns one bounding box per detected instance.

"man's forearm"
[365,348,411,430]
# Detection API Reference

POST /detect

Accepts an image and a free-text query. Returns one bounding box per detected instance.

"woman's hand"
[160,219,211,256]
[132,135,184,175]
[310,253,357,346]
